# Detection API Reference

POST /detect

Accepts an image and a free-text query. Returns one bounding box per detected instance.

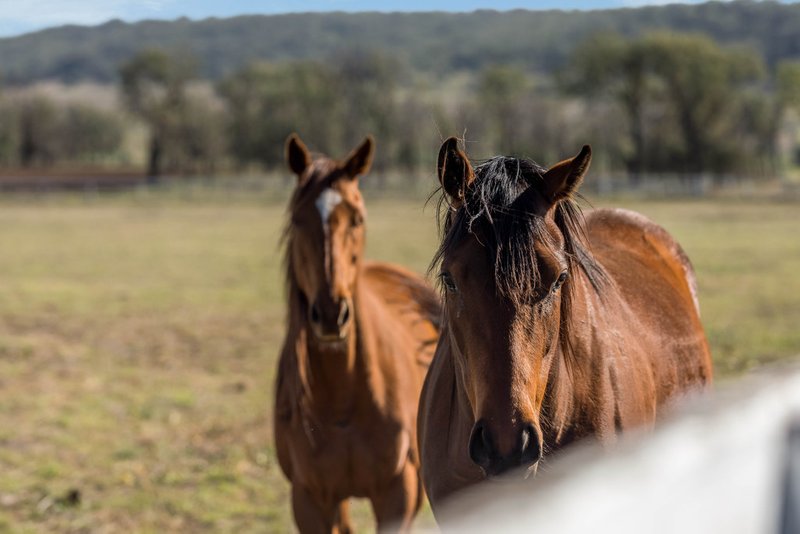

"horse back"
[361,261,441,369]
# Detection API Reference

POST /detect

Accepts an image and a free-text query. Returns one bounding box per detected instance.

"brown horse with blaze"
[274,134,441,533]
[418,138,712,514]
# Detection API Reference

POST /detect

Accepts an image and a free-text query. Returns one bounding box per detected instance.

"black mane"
[431,155,607,305]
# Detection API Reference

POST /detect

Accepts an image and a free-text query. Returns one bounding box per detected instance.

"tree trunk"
[20,115,35,167]
[147,134,162,185]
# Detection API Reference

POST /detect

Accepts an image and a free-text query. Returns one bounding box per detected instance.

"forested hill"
[1,0,800,85]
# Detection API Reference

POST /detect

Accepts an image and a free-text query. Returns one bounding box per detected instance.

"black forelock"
[430,155,607,306]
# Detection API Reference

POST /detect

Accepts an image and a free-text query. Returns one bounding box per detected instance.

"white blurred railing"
[432,362,800,534]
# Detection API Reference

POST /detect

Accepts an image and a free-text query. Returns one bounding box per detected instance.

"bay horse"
[418,138,713,514]
[274,133,441,533]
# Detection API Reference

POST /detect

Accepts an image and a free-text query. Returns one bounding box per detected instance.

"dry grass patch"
[0,195,796,531]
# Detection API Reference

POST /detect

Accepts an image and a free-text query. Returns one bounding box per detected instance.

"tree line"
[1,30,800,183]
[3,2,800,85]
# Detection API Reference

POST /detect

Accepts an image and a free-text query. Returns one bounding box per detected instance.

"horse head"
[433,137,594,477]
[285,133,374,344]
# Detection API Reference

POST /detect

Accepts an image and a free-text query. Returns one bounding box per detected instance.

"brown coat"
[275,134,440,533]
[418,139,712,515]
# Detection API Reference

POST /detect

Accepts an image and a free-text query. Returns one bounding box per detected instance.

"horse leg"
[333,499,353,534]
[370,462,421,533]
[291,484,339,534]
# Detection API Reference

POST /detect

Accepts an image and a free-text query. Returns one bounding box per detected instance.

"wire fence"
[1,171,799,201]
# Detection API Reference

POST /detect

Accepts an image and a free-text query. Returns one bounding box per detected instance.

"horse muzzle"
[469,419,543,479]
[309,295,352,342]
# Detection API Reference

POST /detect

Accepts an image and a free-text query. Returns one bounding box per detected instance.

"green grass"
[0,192,797,531]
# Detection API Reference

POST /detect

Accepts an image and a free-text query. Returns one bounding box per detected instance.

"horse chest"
[287,414,408,497]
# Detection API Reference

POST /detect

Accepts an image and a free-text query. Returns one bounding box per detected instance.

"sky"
[0,0,786,37]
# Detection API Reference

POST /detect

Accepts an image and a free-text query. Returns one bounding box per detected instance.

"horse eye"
[352,213,364,227]
[440,271,458,292]
[552,271,568,293]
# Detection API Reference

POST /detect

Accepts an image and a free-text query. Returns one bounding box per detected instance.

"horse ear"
[343,136,375,179]
[542,145,592,203]
[286,133,311,178]
[437,137,474,204]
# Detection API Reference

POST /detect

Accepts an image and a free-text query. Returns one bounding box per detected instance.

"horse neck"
[288,274,377,423]
[541,270,615,447]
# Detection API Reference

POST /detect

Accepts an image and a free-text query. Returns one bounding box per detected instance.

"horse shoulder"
[360,261,441,369]
[583,208,713,399]
[360,261,440,320]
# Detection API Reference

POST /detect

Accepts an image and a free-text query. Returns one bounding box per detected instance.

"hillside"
[1,1,800,85]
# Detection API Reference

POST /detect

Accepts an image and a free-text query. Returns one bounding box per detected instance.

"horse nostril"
[337,299,350,327]
[520,424,542,465]
[520,425,531,450]
[469,421,492,469]
[310,302,321,324]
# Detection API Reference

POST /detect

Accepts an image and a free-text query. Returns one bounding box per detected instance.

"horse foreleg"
[334,499,353,534]
[370,462,421,533]
[291,484,340,534]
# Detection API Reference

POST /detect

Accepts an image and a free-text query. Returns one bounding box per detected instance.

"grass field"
[0,192,797,532]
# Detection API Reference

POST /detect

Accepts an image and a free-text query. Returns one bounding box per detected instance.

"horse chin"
[312,328,350,347]
[314,335,346,346]
[524,461,539,479]
[484,461,539,483]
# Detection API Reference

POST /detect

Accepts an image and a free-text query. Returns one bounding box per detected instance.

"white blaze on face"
[315,188,343,284]
[315,188,343,231]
